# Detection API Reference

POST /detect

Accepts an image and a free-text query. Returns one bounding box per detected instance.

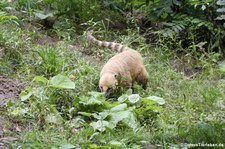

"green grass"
[1,17,225,149]
[0,57,13,74]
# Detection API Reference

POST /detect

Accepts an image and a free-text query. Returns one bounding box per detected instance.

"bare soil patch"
[37,34,60,45]
[0,74,25,148]
[0,75,24,103]
[170,57,201,79]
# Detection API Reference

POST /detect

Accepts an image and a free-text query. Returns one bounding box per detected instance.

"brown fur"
[87,31,149,96]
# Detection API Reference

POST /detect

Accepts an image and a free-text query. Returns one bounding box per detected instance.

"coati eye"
[108,86,112,91]
[100,86,103,91]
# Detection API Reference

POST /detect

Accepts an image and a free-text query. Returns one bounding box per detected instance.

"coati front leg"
[125,77,137,94]
[119,73,134,91]
[124,80,135,93]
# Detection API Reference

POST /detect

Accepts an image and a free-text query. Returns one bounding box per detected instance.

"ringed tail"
[87,31,130,53]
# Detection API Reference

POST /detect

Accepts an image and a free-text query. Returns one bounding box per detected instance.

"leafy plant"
[146,0,182,20]
[9,74,75,126]
[0,11,18,23]
[216,0,225,27]
[155,15,187,38]
[79,92,166,132]
[0,58,13,74]
[35,46,63,78]
[9,70,165,135]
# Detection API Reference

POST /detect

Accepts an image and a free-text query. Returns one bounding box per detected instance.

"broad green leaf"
[128,94,140,103]
[111,111,130,122]
[108,109,130,129]
[90,120,109,131]
[111,103,127,111]
[60,143,76,149]
[78,112,92,117]
[50,74,75,89]
[34,76,48,83]
[144,96,166,105]
[123,112,138,131]
[142,98,157,105]
[109,141,123,147]
[79,96,102,105]
[79,92,105,105]
[92,111,109,120]
[118,94,128,103]
[92,113,101,119]
[88,91,104,98]
[45,113,63,125]
[108,104,131,129]
[20,91,32,101]
[34,12,53,20]
[125,89,133,95]
[146,105,163,112]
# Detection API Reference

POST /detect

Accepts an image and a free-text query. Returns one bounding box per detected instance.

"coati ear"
[114,74,118,78]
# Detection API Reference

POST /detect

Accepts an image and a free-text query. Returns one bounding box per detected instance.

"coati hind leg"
[136,68,149,90]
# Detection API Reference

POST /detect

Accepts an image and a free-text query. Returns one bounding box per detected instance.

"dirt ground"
[0,74,25,148]
[0,75,24,102]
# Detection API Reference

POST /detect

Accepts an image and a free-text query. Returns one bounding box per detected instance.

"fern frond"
[216,0,225,26]
[155,13,213,38]
[217,0,225,5]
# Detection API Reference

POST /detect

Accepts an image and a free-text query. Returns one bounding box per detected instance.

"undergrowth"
[1,6,225,149]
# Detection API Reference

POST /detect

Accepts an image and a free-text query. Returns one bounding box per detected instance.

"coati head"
[99,73,118,97]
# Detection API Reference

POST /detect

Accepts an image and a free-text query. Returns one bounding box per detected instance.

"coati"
[87,31,149,96]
